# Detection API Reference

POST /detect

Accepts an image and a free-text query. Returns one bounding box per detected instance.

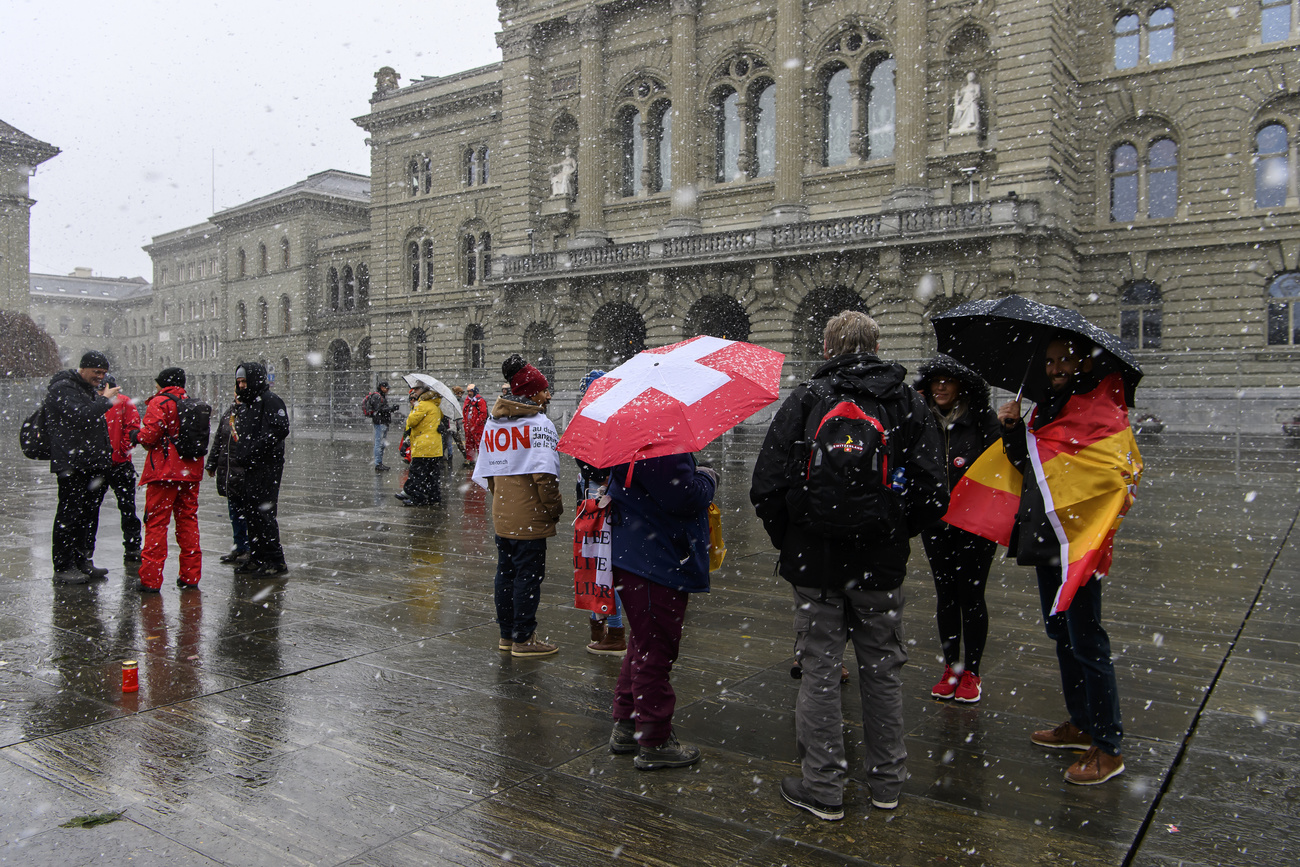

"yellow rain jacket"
[405,393,445,458]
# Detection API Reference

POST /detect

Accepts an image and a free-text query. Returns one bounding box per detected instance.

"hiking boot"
[123,548,142,563]
[375,464,392,472]
[176,579,200,590]
[53,568,90,585]
[587,626,627,656]
[511,635,558,658]
[953,671,982,703]
[498,638,513,652]
[234,560,266,575]
[78,561,109,580]
[219,550,248,564]
[780,776,843,821]
[137,582,161,594]
[634,733,700,770]
[1032,720,1092,750]
[931,664,959,699]
[1065,747,1124,785]
[609,719,638,755]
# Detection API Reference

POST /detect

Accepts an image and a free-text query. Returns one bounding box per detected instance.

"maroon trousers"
[612,568,689,748]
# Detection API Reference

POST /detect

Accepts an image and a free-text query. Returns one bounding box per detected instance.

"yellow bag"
[707,503,726,571]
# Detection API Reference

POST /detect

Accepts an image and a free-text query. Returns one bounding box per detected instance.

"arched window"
[754,82,776,178]
[236,248,246,278]
[342,265,355,311]
[463,235,478,286]
[1120,281,1162,349]
[258,243,268,274]
[615,76,671,196]
[715,88,742,181]
[466,324,486,370]
[620,107,644,196]
[1255,123,1290,208]
[464,145,489,186]
[794,286,869,360]
[327,267,340,310]
[589,302,647,367]
[1110,135,1178,221]
[461,229,492,285]
[709,54,771,182]
[408,241,420,292]
[258,297,269,336]
[1262,0,1295,42]
[280,237,290,268]
[822,67,851,167]
[280,295,291,334]
[422,239,434,290]
[1267,272,1300,345]
[356,337,372,371]
[237,301,247,338]
[357,264,369,308]
[817,29,894,166]
[865,57,896,160]
[685,295,752,342]
[410,328,428,369]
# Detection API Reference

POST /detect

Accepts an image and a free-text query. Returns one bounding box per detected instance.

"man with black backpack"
[750,311,948,821]
[137,367,209,592]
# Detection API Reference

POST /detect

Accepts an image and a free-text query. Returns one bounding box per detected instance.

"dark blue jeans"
[494,537,547,643]
[1037,566,1123,755]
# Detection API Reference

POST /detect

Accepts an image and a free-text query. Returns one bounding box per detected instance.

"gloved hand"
[697,466,719,489]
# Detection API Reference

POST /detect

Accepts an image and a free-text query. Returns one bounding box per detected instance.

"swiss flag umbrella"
[558,335,785,469]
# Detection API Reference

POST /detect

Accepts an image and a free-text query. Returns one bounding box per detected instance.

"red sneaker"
[953,670,982,703]
[931,665,959,699]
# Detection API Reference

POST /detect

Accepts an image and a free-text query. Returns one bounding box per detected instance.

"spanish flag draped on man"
[944,371,1143,615]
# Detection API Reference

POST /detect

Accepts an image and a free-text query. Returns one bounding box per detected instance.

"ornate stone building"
[1,120,58,314]
[27,269,151,370]
[348,0,1300,428]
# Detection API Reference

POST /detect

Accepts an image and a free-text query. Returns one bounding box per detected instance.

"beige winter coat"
[485,395,563,539]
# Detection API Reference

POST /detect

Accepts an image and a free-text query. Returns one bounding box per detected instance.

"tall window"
[280,295,291,334]
[237,302,247,338]
[423,239,434,291]
[1267,272,1300,345]
[464,145,489,185]
[1120,281,1163,349]
[710,54,770,182]
[715,88,742,181]
[408,157,420,196]
[818,29,895,166]
[467,324,486,370]
[615,76,671,196]
[410,328,428,369]
[342,265,355,311]
[754,83,775,178]
[422,154,432,193]
[408,241,420,292]
[258,297,269,336]
[462,231,492,285]
[1149,7,1175,62]
[357,264,369,309]
[1110,136,1178,221]
[1115,8,1175,69]
[1255,123,1290,208]
[1262,0,1295,42]
[327,267,340,310]
[258,243,268,274]
[236,249,246,278]
[280,237,290,268]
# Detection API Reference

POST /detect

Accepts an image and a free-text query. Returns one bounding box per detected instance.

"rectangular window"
[1268,301,1291,344]
[1143,309,1163,349]
[1262,0,1292,43]
[1148,170,1177,218]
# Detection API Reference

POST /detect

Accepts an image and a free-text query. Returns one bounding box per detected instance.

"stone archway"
[684,294,751,342]
[793,286,868,360]
[589,302,647,368]
[524,322,557,384]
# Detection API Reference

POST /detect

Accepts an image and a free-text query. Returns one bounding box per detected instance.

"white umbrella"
[402,373,463,419]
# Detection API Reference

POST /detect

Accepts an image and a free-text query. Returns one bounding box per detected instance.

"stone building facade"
[347,0,1300,428]
[0,120,58,314]
[27,269,151,370]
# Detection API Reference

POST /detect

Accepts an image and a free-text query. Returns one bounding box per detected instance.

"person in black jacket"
[45,350,119,583]
[205,393,250,565]
[363,382,397,471]
[750,311,948,821]
[914,355,1002,704]
[227,362,290,575]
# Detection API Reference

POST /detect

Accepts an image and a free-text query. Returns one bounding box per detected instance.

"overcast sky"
[2,1,502,280]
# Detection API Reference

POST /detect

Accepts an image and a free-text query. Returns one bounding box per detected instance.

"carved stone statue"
[949,72,981,135]
[549,147,577,198]
[374,67,400,98]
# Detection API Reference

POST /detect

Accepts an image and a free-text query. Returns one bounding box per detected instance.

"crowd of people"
[35,307,1136,818]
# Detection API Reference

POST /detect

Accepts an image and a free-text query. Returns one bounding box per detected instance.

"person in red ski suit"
[137,367,204,592]
[100,374,143,561]
[462,383,489,464]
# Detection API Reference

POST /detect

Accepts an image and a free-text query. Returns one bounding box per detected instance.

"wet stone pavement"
[0,431,1296,866]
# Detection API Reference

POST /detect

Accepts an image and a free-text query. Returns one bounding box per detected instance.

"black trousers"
[231,464,284,568]
[53,469,108,570]
[105,460,142,552]
[922,522,996,675]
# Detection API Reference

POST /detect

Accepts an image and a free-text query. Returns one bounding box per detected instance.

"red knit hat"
[510,363,549,398]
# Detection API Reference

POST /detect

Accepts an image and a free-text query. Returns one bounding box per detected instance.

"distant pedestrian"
[100,373,143,563]
[573,369,626,656]
[137,367,204,592]
[914,355,1002,703]
[228,362,290,576]
[472,355,562,657]
[206,392,249,565]
[363,382,397,472]
[462,383,488,465]
[750,311,948,820]
[45,350,119,584]
[400,382,445,505]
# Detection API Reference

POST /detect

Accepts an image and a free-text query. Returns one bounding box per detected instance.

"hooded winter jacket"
[44,369,113,475]
[484,395,562,539]
[404,392,445,458]
[749,352,949,591]
[105,392,141,464]
[608,452,716,593]
[138,386,205,484]
[228,362,289,498]
[913,355,1002,493]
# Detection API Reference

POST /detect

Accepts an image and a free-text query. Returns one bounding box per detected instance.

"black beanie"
[156,367,186,388]
[502,353,527,381]
[80,350,110,370]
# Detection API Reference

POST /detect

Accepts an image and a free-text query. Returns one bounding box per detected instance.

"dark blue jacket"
[608,453,716,593]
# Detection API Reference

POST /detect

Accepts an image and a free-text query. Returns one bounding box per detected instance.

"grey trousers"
[792,584,908,806]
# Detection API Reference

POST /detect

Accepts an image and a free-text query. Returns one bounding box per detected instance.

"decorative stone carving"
[497,25,536,61]
[950,72,981,135]
[576,5,602,42]
[548,147,577,199]
[373,67,400,98]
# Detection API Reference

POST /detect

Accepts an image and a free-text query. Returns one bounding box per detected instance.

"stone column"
[887,0,930,209]
[664,0,700,235]
[573,5,609,246]
[496,25,542,257]
[766,0,808,223]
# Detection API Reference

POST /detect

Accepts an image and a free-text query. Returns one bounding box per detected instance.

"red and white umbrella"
[558,335,785,468]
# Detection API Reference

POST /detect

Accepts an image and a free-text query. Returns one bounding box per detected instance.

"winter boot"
[587,626,627,656]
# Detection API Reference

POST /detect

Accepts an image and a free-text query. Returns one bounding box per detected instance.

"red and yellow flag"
[944,373,1143,614]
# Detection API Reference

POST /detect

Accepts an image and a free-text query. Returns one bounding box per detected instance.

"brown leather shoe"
[1031,720,1092,750]
[587,626,627,655]
[511,634,558,658]
[1065,747,1124,785]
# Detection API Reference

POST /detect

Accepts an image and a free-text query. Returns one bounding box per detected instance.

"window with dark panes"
[422,239,434,290]
[327,267,339,310]
[408,242,420,292]
[1267,272,1300,345]
[1120,281,1162,349]
[342,265,355,311]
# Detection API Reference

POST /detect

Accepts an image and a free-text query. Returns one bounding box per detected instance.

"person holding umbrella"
[400,381,445,506]
[914,355,1001,703]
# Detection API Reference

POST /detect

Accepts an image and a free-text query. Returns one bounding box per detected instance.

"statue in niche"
[374,67,400,97]
[549,147,577,198]
[949,72,981,135]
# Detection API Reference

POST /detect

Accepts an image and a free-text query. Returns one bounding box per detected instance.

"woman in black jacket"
[915,355,1002,703]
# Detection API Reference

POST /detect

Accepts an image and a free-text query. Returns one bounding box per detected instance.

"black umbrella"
[931,295,1142,406]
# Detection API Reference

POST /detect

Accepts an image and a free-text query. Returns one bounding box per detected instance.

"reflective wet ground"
[0,431,1295,865]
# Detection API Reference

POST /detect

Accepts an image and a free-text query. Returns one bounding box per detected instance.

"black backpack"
[160,393,212,460]
[785,383,905,542]
[19,403,50,460]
